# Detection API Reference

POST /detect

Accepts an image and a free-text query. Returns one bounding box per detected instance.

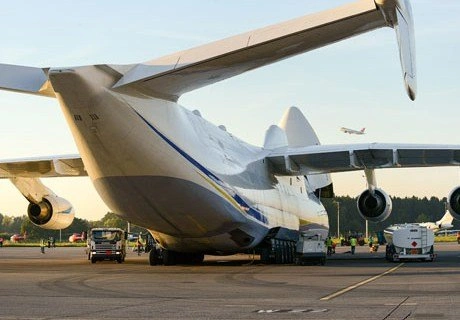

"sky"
[0,0,459,220]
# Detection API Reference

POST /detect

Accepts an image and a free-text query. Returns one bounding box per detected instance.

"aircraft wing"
[0,155,86,178]
[266,143,460,175]
[113,0,416,101]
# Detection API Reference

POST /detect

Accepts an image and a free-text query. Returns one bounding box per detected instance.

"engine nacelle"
[357,188,392,222]
[447,186,460,221]
[27,195,75,230]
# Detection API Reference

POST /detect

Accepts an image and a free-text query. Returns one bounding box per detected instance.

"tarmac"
[0,242,459,319]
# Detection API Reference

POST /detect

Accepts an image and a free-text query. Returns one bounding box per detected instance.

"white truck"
[87,228,127,263]
[384,224,435,262]
[294,232,326,265]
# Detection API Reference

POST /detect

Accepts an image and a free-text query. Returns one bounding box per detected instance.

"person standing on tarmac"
[325,237,333,256]
[40,238,45,254]
[136,238,142,256]
[350,236,357,255]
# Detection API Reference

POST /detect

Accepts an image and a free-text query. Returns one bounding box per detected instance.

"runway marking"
[254,308,328,314]
[319,263,404,301]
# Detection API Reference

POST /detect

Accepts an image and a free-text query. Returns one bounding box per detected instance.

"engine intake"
[357,188,392,222]
[27,195,75,230]
[447,186,460,221]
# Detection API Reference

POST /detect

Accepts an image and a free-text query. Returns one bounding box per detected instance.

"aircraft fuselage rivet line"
[319,263,405,301]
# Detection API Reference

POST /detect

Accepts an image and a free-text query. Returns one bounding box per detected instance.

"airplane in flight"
[1,0,460,265]
[341,127,366,135]
[418,211,454,233]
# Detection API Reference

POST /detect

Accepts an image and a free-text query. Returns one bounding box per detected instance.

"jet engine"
[27,195,75,230]
[357,188,392,222]
[447,186,460,221]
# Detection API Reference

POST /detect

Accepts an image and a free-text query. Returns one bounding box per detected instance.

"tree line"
[322,196,459,237]
[1,196,458,241]
[0,212,146,242]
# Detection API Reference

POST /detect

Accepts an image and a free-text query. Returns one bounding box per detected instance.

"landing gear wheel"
[163,250,176,266]
[190,253,204,265]
[149,248,161,266]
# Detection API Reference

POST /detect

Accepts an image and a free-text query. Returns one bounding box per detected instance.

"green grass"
[434,235,459,243]
[1,241,86,247]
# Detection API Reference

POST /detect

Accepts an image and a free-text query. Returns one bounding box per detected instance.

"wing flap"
[113,0,389,101]
[267,143,460,175]
[0,155,86,178]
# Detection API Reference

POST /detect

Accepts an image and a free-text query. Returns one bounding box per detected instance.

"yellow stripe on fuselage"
[197,171,245,214]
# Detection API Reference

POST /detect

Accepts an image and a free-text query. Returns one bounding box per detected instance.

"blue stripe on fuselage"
[132,108,268,225]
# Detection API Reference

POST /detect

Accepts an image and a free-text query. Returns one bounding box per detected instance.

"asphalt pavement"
[0,242,459,319]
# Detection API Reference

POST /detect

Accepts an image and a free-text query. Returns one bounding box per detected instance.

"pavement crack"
[381,296,409,320]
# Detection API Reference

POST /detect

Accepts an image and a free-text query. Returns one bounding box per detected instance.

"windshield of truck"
[92,230,121,241]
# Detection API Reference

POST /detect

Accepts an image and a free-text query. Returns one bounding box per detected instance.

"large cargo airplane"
[1,0,460,265]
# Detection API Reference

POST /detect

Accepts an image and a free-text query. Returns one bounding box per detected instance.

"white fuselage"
[48,66,328,253]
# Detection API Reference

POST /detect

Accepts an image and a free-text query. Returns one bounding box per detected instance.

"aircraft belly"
[94,175,251,237]
[150,226,268,253]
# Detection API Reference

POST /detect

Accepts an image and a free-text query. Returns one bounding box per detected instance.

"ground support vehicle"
[384,224,435,262]
[294,232,326,265]
[87,228,126,263]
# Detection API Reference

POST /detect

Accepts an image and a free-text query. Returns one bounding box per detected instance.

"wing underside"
[0,1,416,102]
[0,156,86,178]
[267,143,460,175]
[113,0,416,101]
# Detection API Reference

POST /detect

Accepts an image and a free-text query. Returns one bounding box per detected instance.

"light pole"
[333,201,340,238]
[365,220,368,240]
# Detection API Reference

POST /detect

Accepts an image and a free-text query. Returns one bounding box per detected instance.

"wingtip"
[405,76,417,101]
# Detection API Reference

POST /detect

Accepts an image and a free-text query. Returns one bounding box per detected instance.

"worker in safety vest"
[350,236,357,255]
[325,237,333,256]
[40,238,45,254]
[368,235,373,247]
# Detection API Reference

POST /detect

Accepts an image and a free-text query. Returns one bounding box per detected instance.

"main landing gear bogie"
[149,248,204,266]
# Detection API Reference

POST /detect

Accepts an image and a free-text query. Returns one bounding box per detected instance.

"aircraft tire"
[189,253,204,265]
[149,248,161,266]
[163,250,176,266]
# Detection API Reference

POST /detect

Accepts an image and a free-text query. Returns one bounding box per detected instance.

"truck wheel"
[91,257,97,264]
[117,257,123,263]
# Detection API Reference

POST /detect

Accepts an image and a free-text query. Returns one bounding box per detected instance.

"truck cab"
[87,228,126,263]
